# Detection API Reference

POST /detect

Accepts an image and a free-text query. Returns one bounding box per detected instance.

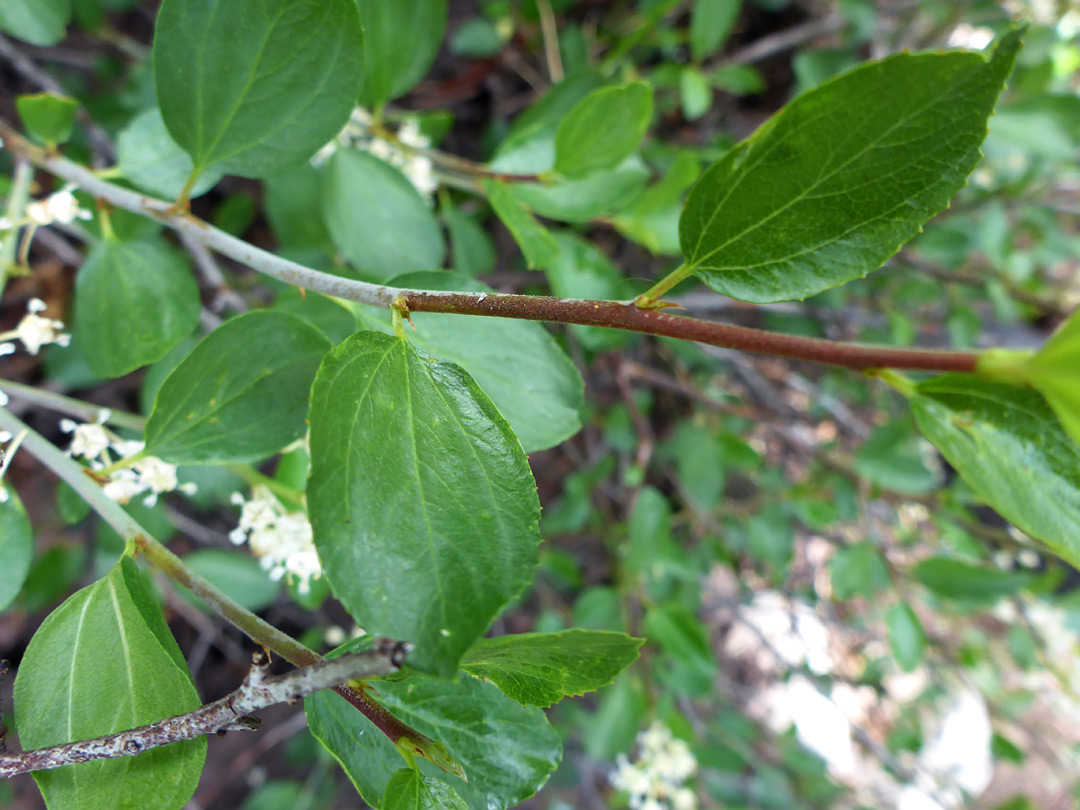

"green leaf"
[554,82,653,178]
[886,603,926,672]
[75,237,200,378]
[0,486,34,611]
[829,542,889,601]
[144,311,332,464]
[382,769,468,810]
[690,0,741,61]
[153,0,364,178]
[352,271,583,453]
[116,109,224,200]
[305,672,561,810]
[442,199,495,277]
[461,630,644,708]
[643,605,717,688]
[484,180,558,270]
[679,30,1022,303]
[0,0,70,46]
[357,0,447,107]
[1025,308,1080,449]
[910,375,1080,568]
[913,557,1033,602]
[16,92,78,146]
[853,419,940,495]
[680,67,713,121]
[13,558,205,810]
[322,150,444,280]
[180,549,281,612]
[307,331,541,676]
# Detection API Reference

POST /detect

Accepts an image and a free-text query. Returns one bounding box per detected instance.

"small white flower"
[61,409,112,462]
[610,723,698,810]
[25,189,93,226]
[0,390,7,407]
[0,298,70,356]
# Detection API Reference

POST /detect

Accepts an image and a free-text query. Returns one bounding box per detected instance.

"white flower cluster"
[61,410,195,506]
[311,108,438,198]
[229,486,323,595]
[610,722,698,810]
[0,298,71,356]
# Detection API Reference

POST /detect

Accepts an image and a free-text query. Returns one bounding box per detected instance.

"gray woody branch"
[0,639,410,779]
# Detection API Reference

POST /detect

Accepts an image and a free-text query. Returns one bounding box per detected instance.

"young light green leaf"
[679,29,1022,303]
[690,0,741,62]
[75,237,200,378]
[357,0,447,107]
[1022,307,1080,449]
[829,542,889,601]
[554,82,653,178]
[116,109,224,200]
[643,605,717,692]
[913,557,1034,602]
[322,150,444,280]
[153,0,364,179]
[144,311,332,464]
[13,558,205,810]
[352,271,583,453]
[306,672,561,810]
[0,485,33,611]
[16,92,78,147]
[886,603,926,672]
[382,770,468,810]
[307,331,541,676]
[910,375,1080,567]
[461,630,644,708]
[484,180,558,269]
[0,0,70,46]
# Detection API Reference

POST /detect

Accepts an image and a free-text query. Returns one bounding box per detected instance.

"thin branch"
[0,407,438,754]
[0,643,409,779]
[0,120,982,372]
[715,13,846,68]
[0,379,147,431]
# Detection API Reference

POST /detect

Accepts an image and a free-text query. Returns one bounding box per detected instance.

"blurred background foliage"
[2,0,1080,809]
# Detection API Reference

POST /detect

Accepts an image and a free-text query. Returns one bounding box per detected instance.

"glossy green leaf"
[0,486,33,611]
[0,0,70,46]
[75,237,200,378]
[13,558,205,810]
[180,549,281,612]
[145,311,332,464]
[116,109,224,200]
[690,0,741,61]
[357,0,447,107]
[1025,308,1080,449]
[17,92,78,146]
[829,542,889,601]
[353,271,583,453]
[322,150,444,280]
[554,82,653,178]
[913,557,1034,602]
[153,0,364,178]
[679,30,1022,303]
[886,603,926,672]
[306,672,561,810]
[484,180,558,269]
[308,331,541,675]
[910,375,1080,568]
[382,770,468,810]
[461,630,643,708]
